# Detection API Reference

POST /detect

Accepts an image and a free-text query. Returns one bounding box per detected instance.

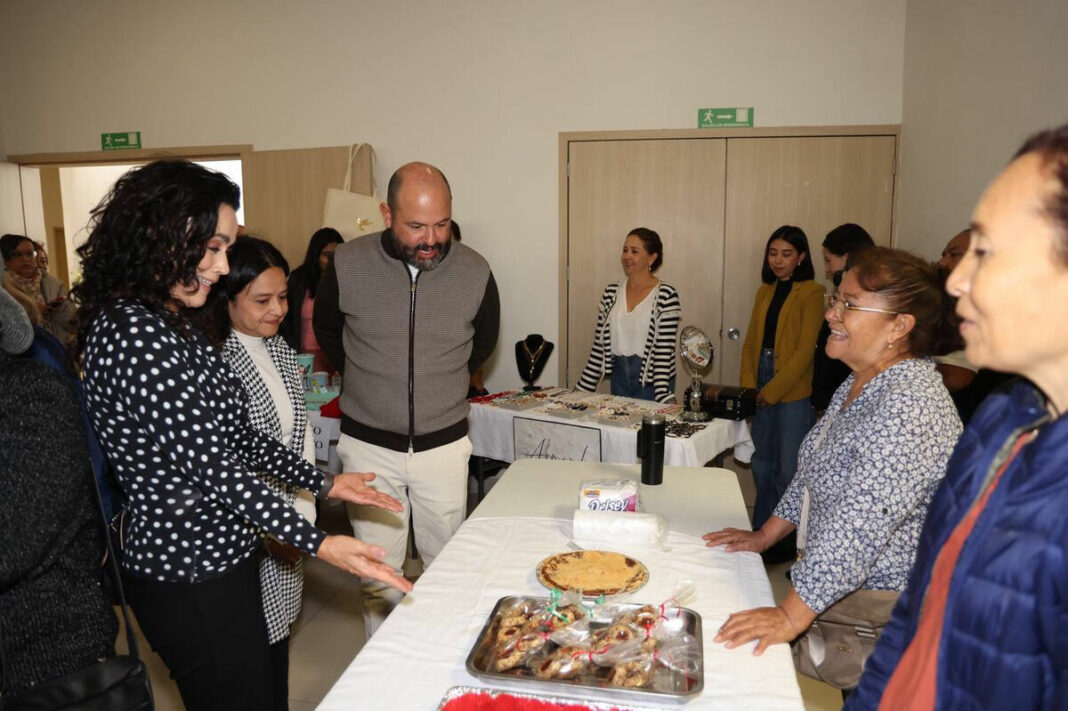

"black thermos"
[637,413,666,485]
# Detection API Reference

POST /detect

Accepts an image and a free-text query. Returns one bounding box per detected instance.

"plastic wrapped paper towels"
[578,479,640,512]
[572,509,667,548]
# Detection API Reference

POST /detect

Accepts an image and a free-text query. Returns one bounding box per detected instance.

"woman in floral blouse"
[704,248,962,657]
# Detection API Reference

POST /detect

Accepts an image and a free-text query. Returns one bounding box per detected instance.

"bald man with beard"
[314,162,499,636]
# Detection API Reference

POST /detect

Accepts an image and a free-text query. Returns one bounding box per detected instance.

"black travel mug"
[637,413,666,486]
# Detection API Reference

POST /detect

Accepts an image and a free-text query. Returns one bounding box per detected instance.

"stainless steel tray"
[437,685,651,710]
[465,595,703,705]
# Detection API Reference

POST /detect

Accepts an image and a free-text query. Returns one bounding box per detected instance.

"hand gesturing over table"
[325,471,406,512]
[317,471,414,593]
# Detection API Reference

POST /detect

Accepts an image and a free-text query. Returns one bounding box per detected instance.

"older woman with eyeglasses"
[704,247,961,686]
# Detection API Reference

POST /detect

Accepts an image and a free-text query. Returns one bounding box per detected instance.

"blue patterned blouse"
[774,358,962,613]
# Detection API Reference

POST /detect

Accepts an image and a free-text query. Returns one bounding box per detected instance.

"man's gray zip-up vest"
[329,232,494,452]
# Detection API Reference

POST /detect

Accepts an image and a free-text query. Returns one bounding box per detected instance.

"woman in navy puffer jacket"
[846,125,1068,709]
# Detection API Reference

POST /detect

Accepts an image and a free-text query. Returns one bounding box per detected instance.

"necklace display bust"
[515,334,554,388]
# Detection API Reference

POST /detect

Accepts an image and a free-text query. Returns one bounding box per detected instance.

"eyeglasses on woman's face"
[825,292,899,317]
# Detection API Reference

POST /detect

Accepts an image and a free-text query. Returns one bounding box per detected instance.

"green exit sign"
[101,131,142,150]
[698,108,753,128]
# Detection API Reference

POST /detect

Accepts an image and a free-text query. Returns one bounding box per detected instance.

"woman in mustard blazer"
[740,226,825,535]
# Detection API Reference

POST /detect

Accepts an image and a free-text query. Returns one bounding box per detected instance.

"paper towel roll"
[572,509,667,548]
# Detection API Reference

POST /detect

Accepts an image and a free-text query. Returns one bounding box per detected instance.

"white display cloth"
[468,399,754,467]
[318,460,803,710]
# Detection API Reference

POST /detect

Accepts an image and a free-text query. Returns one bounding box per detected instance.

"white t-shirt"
[610,279,655,357]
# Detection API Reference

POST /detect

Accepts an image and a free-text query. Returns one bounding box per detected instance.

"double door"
[564,130,896,398]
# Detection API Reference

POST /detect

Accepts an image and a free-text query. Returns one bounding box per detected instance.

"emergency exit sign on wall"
[101,131,142,150]
[697,108,753,128]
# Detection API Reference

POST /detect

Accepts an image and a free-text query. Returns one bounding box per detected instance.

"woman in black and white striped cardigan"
[576,228,682,404]
[195,236,319,706]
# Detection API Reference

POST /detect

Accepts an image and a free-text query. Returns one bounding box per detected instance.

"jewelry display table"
[468,390,753,468]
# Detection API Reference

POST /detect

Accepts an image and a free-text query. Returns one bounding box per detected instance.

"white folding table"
[317,459,803,710]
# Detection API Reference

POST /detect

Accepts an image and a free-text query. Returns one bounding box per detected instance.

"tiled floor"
[117,457,843,710]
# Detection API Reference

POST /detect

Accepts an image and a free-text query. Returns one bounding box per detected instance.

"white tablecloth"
[468,400,753,467]
[317,460,803,710]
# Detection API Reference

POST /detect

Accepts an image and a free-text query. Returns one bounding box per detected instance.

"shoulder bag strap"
[87,456,141,661]
[342,143,378,196]
[797,411,834,555]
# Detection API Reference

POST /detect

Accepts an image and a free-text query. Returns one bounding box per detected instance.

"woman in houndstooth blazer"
[195,235,319,705]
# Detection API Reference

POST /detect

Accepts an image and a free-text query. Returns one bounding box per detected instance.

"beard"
[396,235,452,271]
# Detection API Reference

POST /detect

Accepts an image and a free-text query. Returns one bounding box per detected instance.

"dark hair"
[0,234,33,261]
[386,164,452,213]
[761,225,815,283]
[451,220,462,242]
[627,227,664,272]
[846,247,958,357]
[1014,123,1068,265]
[71,159,240,355]
[301,227,343,296]
[822,223,875,257]
[194,236,289,346]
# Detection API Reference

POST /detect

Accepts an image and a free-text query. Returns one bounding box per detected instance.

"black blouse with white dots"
[82,301,326,583]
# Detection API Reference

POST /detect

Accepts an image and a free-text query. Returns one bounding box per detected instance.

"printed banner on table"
[513,417,602,462]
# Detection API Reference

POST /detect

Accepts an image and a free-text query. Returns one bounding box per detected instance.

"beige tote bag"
[321,143,385,240]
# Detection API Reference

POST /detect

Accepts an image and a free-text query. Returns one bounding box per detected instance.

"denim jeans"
[750,348,813,529]
[611,354,674,401]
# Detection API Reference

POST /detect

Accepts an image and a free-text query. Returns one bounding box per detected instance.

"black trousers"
[124,553,288,711]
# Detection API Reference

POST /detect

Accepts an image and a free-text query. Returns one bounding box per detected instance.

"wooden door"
[566,139,727,398]
[241,145,374,269]
[719,135,897,385]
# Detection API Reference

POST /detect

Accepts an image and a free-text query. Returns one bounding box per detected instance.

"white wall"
[0,161,25,235]
[58,164,134,282]
[0,0,907,390]
[19,166,46,247]
[897,0,1068,259]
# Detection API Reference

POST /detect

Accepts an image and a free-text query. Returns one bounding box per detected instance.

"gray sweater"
[0,354,117,695]
[314,232,499,452]
[0,281,33,354]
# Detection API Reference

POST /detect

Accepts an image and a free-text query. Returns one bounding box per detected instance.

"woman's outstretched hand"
[715,589,816,655]
[715,605,801,655]
[326,472,404,513]
[703,527,770,553]
[317,535,413,593]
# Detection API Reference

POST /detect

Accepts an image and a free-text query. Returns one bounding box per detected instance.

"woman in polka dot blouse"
[71,160,413,711]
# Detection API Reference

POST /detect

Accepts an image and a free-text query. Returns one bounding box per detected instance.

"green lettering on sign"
[101,132,142,151]
[697,108,753,128]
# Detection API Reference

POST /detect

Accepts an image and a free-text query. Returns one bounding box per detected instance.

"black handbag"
[1,454,153,711]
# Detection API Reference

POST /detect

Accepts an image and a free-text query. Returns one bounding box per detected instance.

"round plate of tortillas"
[536,550,648,597]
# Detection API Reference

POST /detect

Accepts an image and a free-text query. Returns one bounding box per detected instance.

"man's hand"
[316,535,413,593]
[715,605,802,655]
[325,472,404,513]
[755,391,770,409]
[702,527,770,553]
